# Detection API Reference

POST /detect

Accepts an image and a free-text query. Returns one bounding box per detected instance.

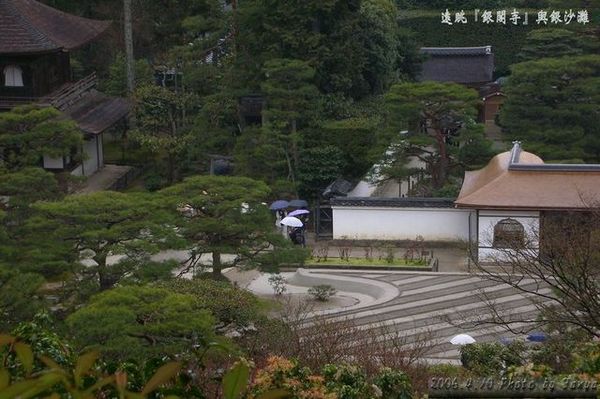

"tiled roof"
[331,197,455,208]
[455,143,600,210]
[420,46,492,56]
[0,0,110,55]
[63,90,131,135]
[479,82,504,99]
[419,46,494,84]
[323,178,354,199]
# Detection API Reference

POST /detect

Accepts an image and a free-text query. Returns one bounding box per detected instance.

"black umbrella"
[289,199,308,208]
[269,200,289,210]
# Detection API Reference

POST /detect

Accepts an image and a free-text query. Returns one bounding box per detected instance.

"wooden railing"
[0,72,97,111]
[49,72,97,111]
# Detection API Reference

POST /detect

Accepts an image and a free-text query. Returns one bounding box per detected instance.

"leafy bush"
[0,334,183,398]
[160,278,268,327]
[529,329,589,373]
[308,285,337,302]
[268,274,287,296]
[506,362,553,380]
[373,367,412,399]
[322,363,373,398]
[572,342,600,375]
[143,171,165,192]
[460,341,525,376]
[67,286,217,361]
[249,356,333,399]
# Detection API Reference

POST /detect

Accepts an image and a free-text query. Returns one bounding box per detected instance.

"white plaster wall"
[82,136,99,176]
[477,210,539,261]
[70,164,83,176]
[332,206,473,241]
[43,155,64,169]
[375,178,421,198]
[348,149,427,198]
[347,180,377,197]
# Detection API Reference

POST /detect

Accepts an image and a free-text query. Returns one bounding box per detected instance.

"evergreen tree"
[384,81,493,191]
[261,58,320,186]
[26,191,179,294]
[67,285,217,361]
[500,55,600,161]
[130,85,198,185]
[159,176,306,279]
[0,106,81,172]
[517,28,597,62]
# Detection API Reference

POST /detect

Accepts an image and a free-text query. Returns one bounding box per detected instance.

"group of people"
[275,209,307,247]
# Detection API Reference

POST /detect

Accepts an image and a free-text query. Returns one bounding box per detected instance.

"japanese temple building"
[0,0,131,177]
[455,142,600,262]
[330,143,600,263]
[419,46,495,89]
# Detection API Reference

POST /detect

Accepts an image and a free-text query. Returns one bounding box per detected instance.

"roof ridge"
[508,141,600,172]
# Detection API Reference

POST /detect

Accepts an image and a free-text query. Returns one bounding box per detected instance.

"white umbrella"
[288,209,310,217]
[450,334,476,345]
[280,216,303,228]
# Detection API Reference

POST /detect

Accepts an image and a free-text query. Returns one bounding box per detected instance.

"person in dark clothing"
[289,226,305,247]
[289,228,298,243]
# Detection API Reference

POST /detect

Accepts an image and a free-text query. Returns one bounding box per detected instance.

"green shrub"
[373,367,412,399]
[572,342,600,375]
[268,274,288,296]
[322,363,373,398]
[143,172,165,191]
[160,278,268,327]
[460,341,525,376]
[308,285,337,302]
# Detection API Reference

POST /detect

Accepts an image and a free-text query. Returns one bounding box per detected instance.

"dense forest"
[31,0,600,197]
[1,0,600,397]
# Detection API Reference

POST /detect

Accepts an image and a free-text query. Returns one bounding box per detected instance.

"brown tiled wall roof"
[456,145,600,210]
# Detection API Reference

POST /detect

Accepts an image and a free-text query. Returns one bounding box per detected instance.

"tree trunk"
[167,153,175,185]
[291,119,299,168]
[212,251,222,279]
[96,254,113,291]
[123,0,136,128]
[124,0,135,96]
[434,130,449,189]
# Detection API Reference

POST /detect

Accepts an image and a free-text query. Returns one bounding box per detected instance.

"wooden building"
[478,81,505,139]
[419,46,495,89]
[0,0,131,177]
[456,142,600,262]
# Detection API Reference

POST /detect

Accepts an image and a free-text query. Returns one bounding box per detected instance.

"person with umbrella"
[270,200,289,238]
[280,216,305,246]
[288,209,309,247]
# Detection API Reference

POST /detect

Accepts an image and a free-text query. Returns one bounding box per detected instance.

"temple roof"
[331,197,455,209]
[456,143,600,210]
[62,90,131,135]
[419,46,494,85]
[0,0,110,55]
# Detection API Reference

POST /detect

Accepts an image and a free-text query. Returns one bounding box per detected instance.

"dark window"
[493,218,525,248]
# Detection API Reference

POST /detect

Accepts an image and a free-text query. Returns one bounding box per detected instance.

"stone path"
[300,270,548,364]
[76,164,132,193]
